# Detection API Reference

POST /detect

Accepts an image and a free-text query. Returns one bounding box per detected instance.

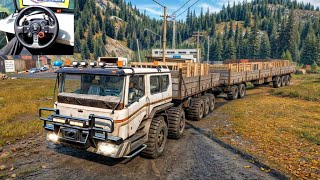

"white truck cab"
[40,63,185,159]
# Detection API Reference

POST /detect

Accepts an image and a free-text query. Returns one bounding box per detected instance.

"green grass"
[270,74,320,101]
[209,74,320,179]
[0,79,55,146]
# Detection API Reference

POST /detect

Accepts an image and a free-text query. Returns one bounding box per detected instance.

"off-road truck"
[40,62,211,159]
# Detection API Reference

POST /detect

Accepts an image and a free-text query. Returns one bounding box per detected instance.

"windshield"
[60,74,125,98]
[15,0,74,11]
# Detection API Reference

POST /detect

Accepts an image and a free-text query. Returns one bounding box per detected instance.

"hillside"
[75,0,320,65]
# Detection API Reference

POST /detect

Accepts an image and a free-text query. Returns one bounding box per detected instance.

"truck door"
[160,74,172,100]
[147,74,164,115]
[127,75,147,136]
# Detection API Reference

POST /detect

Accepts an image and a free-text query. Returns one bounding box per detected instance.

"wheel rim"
[210,98,215,111]
[205,101,209,114]
[199,103,204,118]
[277,78,281,86]
[158,129,165,150]
[234,88,239,99]
[179,112,185,133]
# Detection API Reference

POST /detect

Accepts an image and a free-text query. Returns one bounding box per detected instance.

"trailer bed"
[210,62,296,86]
[171,70,220,100]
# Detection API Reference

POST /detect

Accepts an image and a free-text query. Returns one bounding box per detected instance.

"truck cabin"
[56,67,146,110]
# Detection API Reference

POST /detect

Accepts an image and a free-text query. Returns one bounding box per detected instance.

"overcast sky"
[125,0,320,20]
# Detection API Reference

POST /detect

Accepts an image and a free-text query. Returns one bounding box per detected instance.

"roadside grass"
[0,79,55,146]
[270,74,320,101]
[210,75,320,179]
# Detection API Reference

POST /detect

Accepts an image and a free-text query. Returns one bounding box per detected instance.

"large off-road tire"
[238,84,246,98]
[205,94,216,112]
[285,75,291,86]
[187,98,204,121]
[201,96,210,117]
[167,107,185,139]
[227,85,239,100]
[142,116,168,159]
[273,76,281,88]
[281,76,286,87]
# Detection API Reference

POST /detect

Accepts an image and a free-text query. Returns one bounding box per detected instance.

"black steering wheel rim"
[14,5,59,50]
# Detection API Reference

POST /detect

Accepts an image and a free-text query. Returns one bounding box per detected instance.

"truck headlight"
[97,142,119,156]
[47,133,59,142]
[53,118,66,124]
[69,121,85,127]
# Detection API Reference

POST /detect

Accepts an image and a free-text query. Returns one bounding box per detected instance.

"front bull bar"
[39,108,119,146]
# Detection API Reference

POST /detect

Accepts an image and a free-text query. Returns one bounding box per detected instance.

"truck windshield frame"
[59,73,125,99]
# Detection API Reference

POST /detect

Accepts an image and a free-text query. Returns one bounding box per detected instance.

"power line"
[152,0,165,8]
[171,0,193,16]
[176,0,201,18]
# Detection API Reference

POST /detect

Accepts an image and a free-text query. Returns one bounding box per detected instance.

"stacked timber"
[209,60,296,85]
[130,61,210,77]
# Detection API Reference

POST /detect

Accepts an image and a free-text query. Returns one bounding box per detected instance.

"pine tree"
[248,21,260,59]
[281,50,293,61]
[94,41,102,60]
[228,39,236,59]
[260,33,271,59]
[82,43,90,60]
[301,31,317,65]
[87,26,94,53]
[214,36,223,61]
[74,30,81,53]
[270,26,278,58]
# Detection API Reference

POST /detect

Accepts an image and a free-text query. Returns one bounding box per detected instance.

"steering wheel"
[14,6,59,50]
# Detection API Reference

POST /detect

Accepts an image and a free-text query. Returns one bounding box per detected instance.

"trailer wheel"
[205,94,216,112]
[285,75,291,86]
[238,84,246,98]
[227,85,239,100]
[187,98,204,121]
[273,76,281,88]
[201,97,210,117]
[142,116,168,159]
[167,107,185,139]
[281,76,286,87]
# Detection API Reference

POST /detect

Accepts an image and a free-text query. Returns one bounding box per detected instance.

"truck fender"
[148,103,174,119]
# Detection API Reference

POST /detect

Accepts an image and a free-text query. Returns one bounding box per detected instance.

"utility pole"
[192,31,205,63]
[153,0,168,62]
[162,6,167,62]
[136,39,141,63]
[207,36,210,64]
[172,16,176,49]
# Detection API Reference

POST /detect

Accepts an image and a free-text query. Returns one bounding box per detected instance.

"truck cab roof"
[56,67,171,76]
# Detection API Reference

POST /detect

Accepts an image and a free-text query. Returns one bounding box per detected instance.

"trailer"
[210,60,296,99]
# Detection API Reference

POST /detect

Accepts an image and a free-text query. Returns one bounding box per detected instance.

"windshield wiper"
[103,101,113,109]
[64,96,70,102]
[112,95,122,114]
[75,98,82,105]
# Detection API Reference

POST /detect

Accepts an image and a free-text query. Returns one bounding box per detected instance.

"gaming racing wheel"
[14,5,59,50]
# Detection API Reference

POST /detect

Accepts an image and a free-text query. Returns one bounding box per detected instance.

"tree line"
[74,0,320,65]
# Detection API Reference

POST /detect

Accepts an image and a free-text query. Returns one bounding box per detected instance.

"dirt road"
[0,116,278,180]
